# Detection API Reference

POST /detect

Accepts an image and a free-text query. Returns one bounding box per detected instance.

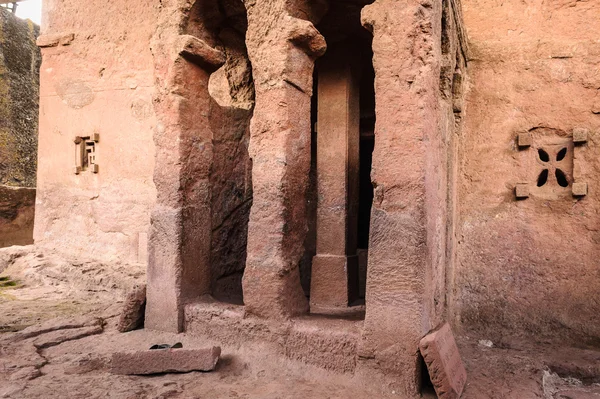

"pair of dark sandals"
[149,342,183,350]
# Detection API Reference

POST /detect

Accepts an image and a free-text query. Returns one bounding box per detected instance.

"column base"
[310,254,359,312]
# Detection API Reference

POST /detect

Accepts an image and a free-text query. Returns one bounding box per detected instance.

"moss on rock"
[0,8,40,187]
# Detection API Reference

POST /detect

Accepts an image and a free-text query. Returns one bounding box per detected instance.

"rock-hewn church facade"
[33,0,600,394]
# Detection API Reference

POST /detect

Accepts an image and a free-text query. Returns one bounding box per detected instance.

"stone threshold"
[184,299,364,373]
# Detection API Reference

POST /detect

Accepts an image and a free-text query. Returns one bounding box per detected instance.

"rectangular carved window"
[74,133,99,174]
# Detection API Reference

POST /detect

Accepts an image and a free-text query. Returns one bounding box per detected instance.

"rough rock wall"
[0,8,40,188]
[146,0,254,331]
[207,3,254,304]
[0,9,40,248]
[454,0,600,343]
[34,0,158,264]
[356,0,465,393]
[0,185,35,247]
[209,99,252,304]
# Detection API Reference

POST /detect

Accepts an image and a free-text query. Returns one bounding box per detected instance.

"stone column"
[357,0,446,395]
[310,44,360,311]
[145,2,225,333]
[241,1,326,319]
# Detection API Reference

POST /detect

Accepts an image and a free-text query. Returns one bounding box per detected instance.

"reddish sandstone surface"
[454,0,600,346]
[2,248,600,398]
[21,0,600,396]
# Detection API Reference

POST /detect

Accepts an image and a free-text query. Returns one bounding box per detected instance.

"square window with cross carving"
[517,128,574,200]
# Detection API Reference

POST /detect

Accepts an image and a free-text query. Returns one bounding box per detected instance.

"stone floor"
[1,245,600,398]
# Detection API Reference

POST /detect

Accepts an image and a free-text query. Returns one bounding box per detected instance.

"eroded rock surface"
[0,7,40,188]
[0,186,35,248]
[117,284,146,332]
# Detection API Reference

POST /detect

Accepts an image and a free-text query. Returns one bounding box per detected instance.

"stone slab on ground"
[111,347,221,375]
[419,323,467,399]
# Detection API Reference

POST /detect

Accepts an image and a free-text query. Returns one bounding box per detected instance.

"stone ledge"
[176,35,225,71]
[37,33,74,47]
[184,300,362,373]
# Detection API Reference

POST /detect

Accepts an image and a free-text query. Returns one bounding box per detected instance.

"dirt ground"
[1,246,600,399]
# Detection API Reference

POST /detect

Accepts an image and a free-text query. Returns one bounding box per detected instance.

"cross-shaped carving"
[536,146,570,188]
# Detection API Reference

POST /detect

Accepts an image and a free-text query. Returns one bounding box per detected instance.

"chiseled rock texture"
[31,0,600,395]
[34,0,158,265]
[145,0,255,332]
[0,7,40,188]
[110,347,221,375]
[453,0,600,345]
[117,284,146,332]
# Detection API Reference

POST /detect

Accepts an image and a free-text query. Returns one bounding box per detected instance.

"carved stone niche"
[74,133,99,174]
[517,128,574,200]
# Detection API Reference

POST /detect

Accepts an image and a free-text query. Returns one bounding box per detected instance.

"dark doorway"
[307,0,375,308]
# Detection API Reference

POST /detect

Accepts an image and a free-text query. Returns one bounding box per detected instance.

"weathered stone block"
[572,182,588,197]
[515,183,529,199]
[517,132,532,148]
[176,35,226,71]
[573,128,589,144]
[111,347,221,375]
[117,284,146,332]
[419,323,467,399]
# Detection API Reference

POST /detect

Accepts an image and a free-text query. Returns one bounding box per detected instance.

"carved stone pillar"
[357,0,446,394]
[310,44,360,311]
[241,0,326,319]
[145,4,225,333]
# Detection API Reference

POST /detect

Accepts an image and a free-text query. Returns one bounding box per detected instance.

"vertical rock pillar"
[357,0,445,394]
[145,3,225,333]
[310,45,360,311]
[242,1,326,319]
